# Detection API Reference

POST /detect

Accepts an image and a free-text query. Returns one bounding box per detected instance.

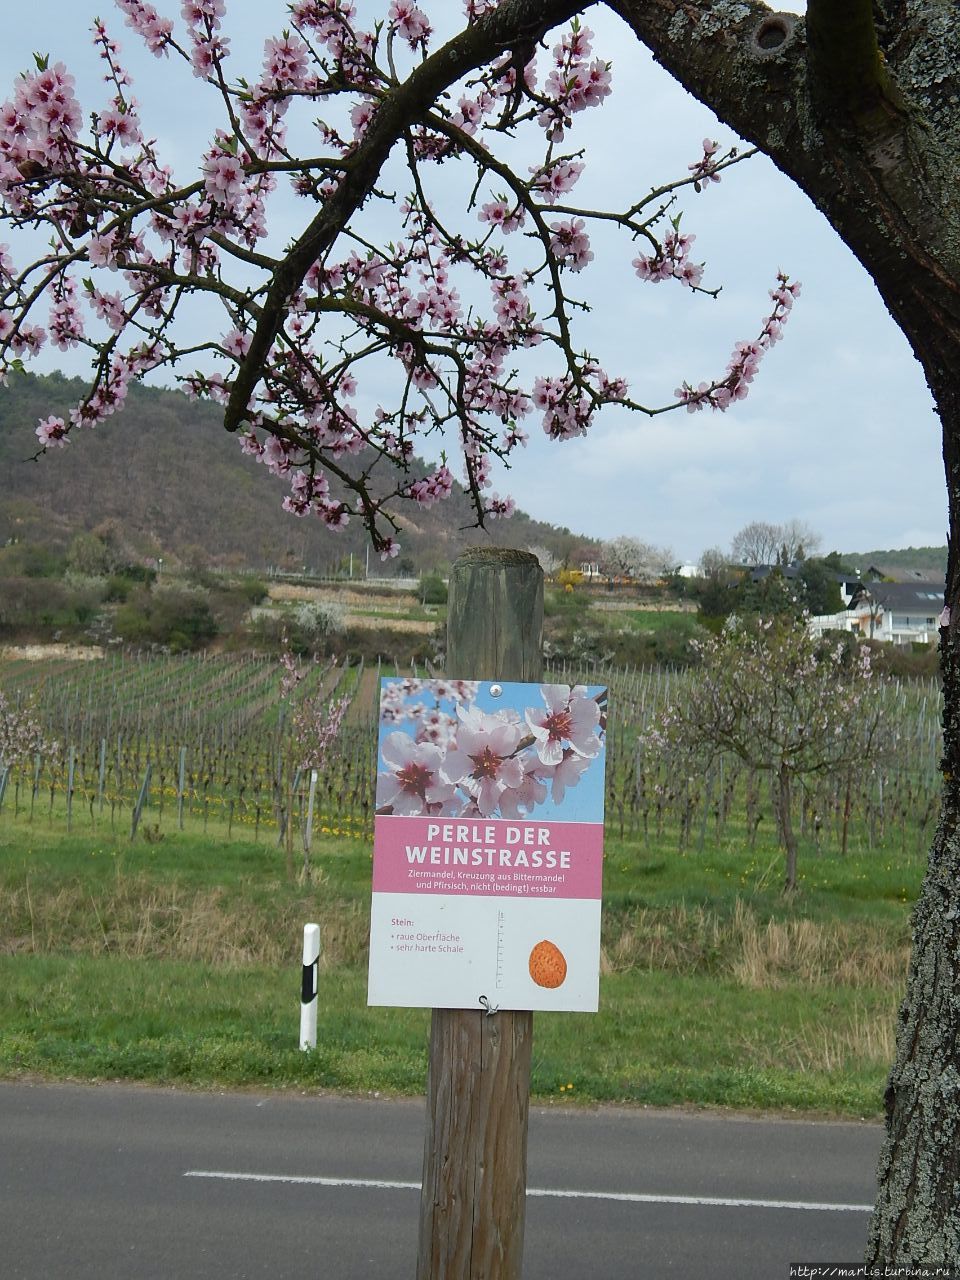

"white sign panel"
[368,678,607,1012]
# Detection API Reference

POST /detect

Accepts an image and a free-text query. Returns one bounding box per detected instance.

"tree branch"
[805,0,901,125]
[223,0,583,434]
[604,0,808,167]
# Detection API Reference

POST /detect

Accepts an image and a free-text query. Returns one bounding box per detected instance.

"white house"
[809,582,944,645]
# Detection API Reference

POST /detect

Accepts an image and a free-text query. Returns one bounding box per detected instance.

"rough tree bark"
[600,0,960,1261]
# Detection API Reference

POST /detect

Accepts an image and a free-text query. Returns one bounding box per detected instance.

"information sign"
[368,678,607,1012]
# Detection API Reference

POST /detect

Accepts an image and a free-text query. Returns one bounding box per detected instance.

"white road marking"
[183,1171,871,1213]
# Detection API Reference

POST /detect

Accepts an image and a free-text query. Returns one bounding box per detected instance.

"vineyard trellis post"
[177,746,187,830]
[97,738,107,816]
[417,547,542,1280]
[66,746,76,833]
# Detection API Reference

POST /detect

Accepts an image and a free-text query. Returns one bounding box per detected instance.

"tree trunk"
[867,376,960,1266]
[776,763,798,893]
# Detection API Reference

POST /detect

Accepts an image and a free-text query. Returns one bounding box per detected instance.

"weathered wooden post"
[417,547,543,1280]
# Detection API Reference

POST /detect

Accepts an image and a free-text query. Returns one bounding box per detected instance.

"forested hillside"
[0,372,589,572]
[846,545,947,574]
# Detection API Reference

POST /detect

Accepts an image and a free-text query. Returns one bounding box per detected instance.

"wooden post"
[417,547,543,1280]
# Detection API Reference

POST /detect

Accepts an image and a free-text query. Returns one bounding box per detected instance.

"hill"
[844,546,947,575]
[0,371,593,573]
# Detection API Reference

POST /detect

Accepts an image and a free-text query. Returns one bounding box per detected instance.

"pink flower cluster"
[539,22,612,141]
[376,680,603,819]
[278,647,350,771]
[0,60,81,176]
[115,0,174,55]
[688,138,722,191]
[549,219,593,272]
[408,466,454,508]
[675,271,801,412]
[389,1,431,50]
[529,158,584,204]
[633,230,703,289]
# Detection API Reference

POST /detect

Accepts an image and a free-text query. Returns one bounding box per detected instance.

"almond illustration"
[529,939,567,989]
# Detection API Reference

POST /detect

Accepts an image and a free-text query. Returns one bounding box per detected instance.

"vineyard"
[0,651,944,863]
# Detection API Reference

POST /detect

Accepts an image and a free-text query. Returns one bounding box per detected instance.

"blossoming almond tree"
[643,618,884,893]
[0,0,796,559]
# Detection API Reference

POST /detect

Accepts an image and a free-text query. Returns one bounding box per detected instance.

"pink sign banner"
[367,677,607,1012]
[372,815,603,899]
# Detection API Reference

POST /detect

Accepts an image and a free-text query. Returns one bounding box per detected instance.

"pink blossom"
[114,1,174,56]
[261,34,310,91]
[202,147,245,205]
[91,289,127,332]
[543,750,591,804]
[498,757,549,819]
[49,277,83,351]
[525,684,601,766]
[675,271,800,412]
[633,231,703,288]
[389,1,431,49]
[485,493,514,519]
[98,101,142,147]
[688,138,722,190]
[408,465,454,508]
[549,218,593,272]
[0,690,57,767]
[36,414,69,448]
[182,0,226,30]
[222,327,251,358]
[377,733,457,815]
[464,0,500,18]
[350,98,376,140]
[530,158,584,204]
[478,199,524,234]
[190,33,231,79]
[440,704,525,817]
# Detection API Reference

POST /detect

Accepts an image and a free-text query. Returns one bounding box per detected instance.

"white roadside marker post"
[300,923,320,1051]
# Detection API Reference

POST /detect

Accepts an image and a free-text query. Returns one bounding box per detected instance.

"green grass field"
[0,818,923,1116]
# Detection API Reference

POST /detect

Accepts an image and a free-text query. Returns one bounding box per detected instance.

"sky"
[0,1,946,565]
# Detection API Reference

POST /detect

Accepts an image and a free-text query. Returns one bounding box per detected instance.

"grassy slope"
[0,820,921,1116]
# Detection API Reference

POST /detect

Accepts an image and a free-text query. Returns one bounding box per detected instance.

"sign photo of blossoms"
[368,679,608,1013]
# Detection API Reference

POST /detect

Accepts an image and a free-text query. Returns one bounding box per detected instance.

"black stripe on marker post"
[301,960,318,1004]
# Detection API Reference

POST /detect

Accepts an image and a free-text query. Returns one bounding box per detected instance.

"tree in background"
[730,518,821,566]
[601,535,676,581]
[644,617,883,893]
[730,520,782,566]
[527,544,561,576]
[779,518,822,564]
[796,557,844,616]
[3,0,960,1260]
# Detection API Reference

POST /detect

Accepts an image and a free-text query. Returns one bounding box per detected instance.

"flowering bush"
[0,690,56,769]
[643,616,884,890]
[278,645,349,770]
[0,2,796,556]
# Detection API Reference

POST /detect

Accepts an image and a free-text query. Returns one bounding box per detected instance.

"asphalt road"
[0,1080,883,1279]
